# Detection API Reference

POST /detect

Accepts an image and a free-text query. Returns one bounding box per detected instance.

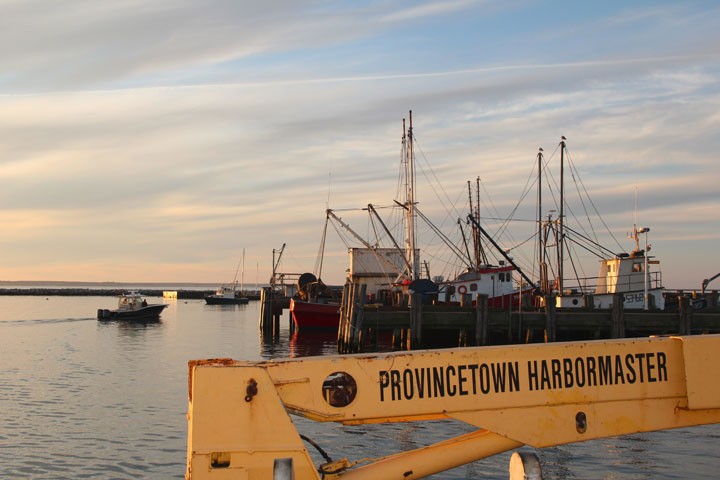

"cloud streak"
[0,1,718,286]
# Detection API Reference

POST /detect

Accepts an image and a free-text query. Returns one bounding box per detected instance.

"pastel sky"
[1,0,718,288]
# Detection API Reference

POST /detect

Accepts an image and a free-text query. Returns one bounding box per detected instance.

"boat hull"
[204,296,250,305]
[98,304,168,321]
[290,299,340,330]
[555,287,666,310]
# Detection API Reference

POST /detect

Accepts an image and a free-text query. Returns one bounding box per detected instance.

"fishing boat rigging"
[523,137,665,309]
[290,112,535,330]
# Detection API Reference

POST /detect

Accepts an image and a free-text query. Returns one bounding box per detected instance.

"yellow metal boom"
[186,335,720,479]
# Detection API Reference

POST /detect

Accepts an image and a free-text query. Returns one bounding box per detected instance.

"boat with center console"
[97,291,168,320]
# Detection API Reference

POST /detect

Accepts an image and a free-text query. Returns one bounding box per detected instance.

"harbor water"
[1,293,719,479]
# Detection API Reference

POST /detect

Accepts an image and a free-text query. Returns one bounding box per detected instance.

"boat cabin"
[594,250,655,295]
[118,292,147,311]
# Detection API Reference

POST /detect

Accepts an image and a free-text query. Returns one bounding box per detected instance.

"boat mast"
[404,111,418,281]
[558,136,566,294]
[241,248,245,293]
[476,177,487,265]
[537,147,545,294]
[467,180,475,267]
[468,178,487,267]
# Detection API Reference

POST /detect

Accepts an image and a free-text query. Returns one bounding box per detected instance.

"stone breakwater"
[0,288,212,299]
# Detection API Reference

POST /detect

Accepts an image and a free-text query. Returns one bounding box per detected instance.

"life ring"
[457,285,467,295]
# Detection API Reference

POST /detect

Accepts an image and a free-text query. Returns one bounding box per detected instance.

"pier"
[337,290,720,353]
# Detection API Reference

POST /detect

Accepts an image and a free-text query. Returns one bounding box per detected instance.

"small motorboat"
[97,292,168,320]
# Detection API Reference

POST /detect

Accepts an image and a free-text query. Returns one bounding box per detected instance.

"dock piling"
[475,294,488,346]
[611,292,625,338]
[678,295,693,335]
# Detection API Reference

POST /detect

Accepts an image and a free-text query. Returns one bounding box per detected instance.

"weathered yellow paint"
[187,335,720,479]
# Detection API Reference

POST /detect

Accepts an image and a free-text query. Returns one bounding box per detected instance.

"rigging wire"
[565,147,600,246]
[565,147,624,252]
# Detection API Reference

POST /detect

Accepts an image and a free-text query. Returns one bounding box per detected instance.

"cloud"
[0,1,719,286]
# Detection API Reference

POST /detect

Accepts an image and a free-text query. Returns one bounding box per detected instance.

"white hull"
[555,287,665,310]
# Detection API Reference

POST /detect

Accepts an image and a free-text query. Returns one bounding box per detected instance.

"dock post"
[337,284,350,353]
[392,329,401,350]
[475,294,489,346]
[351,284,367,352]
[259,287,274,333]
[409,293,422,349]
[678,295,693,335]
[611,292,625,338]
[344,283,357,353]
[544,295,556,342]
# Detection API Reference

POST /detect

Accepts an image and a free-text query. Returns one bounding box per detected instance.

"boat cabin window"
[470,283,478,292]
[632,263,643,273]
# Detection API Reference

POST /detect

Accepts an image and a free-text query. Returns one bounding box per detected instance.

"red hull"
[290,299,340,330]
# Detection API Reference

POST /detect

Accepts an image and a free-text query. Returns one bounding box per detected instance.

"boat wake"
[1,317,96,326]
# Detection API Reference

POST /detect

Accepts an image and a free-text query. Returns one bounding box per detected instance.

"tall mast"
[558,136,566,293]
[467,180,476,266]
[537,147,544,292]
[405,111,418,281]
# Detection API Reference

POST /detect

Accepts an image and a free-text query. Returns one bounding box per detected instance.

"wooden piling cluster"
[337,283,367,353]
[259,287,292,334]
[333,284,720,353]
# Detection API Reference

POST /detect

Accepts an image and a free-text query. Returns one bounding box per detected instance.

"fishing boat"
[97,291,168,320]
[291,112,533,330]
[205,249,250,305]
[531,139,665,310]
[204,285,250,305]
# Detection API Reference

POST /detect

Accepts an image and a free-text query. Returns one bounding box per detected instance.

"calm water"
[1,295,719,479]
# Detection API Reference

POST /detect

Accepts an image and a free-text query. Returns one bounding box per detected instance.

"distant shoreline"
[0,280,220,288]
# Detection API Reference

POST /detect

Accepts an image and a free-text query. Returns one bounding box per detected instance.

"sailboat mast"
[241,248,245,293]
[558,136,566,293]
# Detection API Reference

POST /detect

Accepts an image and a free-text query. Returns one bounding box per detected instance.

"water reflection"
[97,318,163,337]
[289,331,338,357]
[258,328,284,359]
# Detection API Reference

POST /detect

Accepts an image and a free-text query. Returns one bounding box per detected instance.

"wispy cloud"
[0,1,718,286]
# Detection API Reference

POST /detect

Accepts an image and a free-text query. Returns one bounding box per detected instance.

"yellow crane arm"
[186,335,720,479]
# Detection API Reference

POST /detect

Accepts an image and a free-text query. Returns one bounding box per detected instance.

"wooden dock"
[338,290,720,353]
[259,287,292,333]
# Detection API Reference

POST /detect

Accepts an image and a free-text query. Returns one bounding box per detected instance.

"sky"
[0,0,718,289]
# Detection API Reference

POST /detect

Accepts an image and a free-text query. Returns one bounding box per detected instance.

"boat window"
[632,263,643,273]
[470,283,478,291]
[498,273,504,282]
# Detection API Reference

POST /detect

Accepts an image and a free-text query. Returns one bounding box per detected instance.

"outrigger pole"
[466,214,535,289]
